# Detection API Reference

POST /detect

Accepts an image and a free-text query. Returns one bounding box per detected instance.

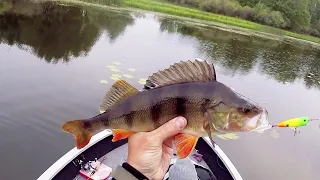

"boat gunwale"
[37,130,114,180]
[203,137,243,180]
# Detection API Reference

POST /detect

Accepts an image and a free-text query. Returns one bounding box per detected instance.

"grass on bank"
[63,0,320,44]
[123,0,320,44]
[124,0,262,30]
[73,0,124,6]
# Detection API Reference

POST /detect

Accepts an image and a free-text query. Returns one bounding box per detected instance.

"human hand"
[126,117,187,180]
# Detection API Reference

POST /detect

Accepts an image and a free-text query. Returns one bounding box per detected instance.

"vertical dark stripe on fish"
[151,103,161,128]
[99,115,110,127]
[83,120,93,129]
[121,97,134,129]
[124,112,134,128]
[201,99,211,113]
[89,113,110,127]
[176,98,187,116]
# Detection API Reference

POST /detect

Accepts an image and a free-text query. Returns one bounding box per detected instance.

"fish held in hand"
[61,60,268,158]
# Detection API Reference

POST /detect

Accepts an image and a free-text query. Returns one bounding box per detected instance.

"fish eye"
[242,108,251,114]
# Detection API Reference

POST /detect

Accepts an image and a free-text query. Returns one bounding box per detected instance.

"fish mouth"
[243,109,270,132]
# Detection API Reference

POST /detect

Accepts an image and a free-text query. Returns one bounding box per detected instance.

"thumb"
[150,117,187,144]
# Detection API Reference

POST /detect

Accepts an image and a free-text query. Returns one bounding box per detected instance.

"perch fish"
[61,60,268,159]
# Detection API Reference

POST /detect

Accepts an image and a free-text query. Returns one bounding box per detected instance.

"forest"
[165,0,320,37]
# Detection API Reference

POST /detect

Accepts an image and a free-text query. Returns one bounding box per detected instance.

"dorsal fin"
[99,80,139,113]
[143,60,216,90]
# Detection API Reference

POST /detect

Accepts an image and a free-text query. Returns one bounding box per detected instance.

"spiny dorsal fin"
[99,80,139,113]
[143,59,216,90]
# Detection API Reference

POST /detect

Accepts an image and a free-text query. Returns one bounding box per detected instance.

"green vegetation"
[76,0,319,43]
[4,0,320,44]
[73,0,123,6]
[120,0,320,43]
[124,0,262,30]
[165,0,320,35]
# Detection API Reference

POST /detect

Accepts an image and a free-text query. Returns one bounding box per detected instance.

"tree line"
[165,0,320,37]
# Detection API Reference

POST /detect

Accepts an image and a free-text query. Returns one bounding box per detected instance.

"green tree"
[165,0,201,7]
[262,0,311,30]
[310,0,320,30]
[237,0,260,7]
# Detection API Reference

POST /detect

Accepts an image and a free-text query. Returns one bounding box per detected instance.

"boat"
[38,129,243,180]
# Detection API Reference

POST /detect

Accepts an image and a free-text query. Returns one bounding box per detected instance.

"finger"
[150,116,187,144]
[163,137,174,149]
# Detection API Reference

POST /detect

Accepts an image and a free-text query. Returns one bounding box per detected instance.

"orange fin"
[61,120,93,149]
[112,129,135,142]
[174,133,199,159]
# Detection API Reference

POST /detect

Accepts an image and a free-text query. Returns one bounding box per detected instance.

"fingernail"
[175,117,186,129]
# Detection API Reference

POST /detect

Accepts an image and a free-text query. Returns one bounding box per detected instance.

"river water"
[0,1,320,180]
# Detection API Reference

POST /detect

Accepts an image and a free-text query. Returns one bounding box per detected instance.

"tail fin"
[61,120,93,149]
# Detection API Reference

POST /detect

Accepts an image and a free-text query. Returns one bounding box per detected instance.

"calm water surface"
[1,1,320,180]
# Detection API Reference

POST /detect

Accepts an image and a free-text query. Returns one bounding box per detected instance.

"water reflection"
[2,1,319,90]
[86,6,134,43]
[0,1,134,63]
[1,2,320,180]
[158,18,320,89]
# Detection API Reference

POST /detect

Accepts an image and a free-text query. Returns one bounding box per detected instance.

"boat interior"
[49,133,236,180]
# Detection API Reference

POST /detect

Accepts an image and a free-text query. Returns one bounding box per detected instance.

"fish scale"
[103,83,212,131]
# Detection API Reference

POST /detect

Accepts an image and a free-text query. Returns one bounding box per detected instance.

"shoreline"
[52,0,320,49]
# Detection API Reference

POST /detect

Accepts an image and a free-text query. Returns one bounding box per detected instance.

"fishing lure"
[272,117,319,136]
[273,117,309,128]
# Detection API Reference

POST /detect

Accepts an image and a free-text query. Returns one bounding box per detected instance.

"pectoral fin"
[204,111,216,147]
[112,129,135,142]
[216,133,239,140]
[174,133,199,159]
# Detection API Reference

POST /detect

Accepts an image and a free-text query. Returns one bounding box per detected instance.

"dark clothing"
[111,162,149,180]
